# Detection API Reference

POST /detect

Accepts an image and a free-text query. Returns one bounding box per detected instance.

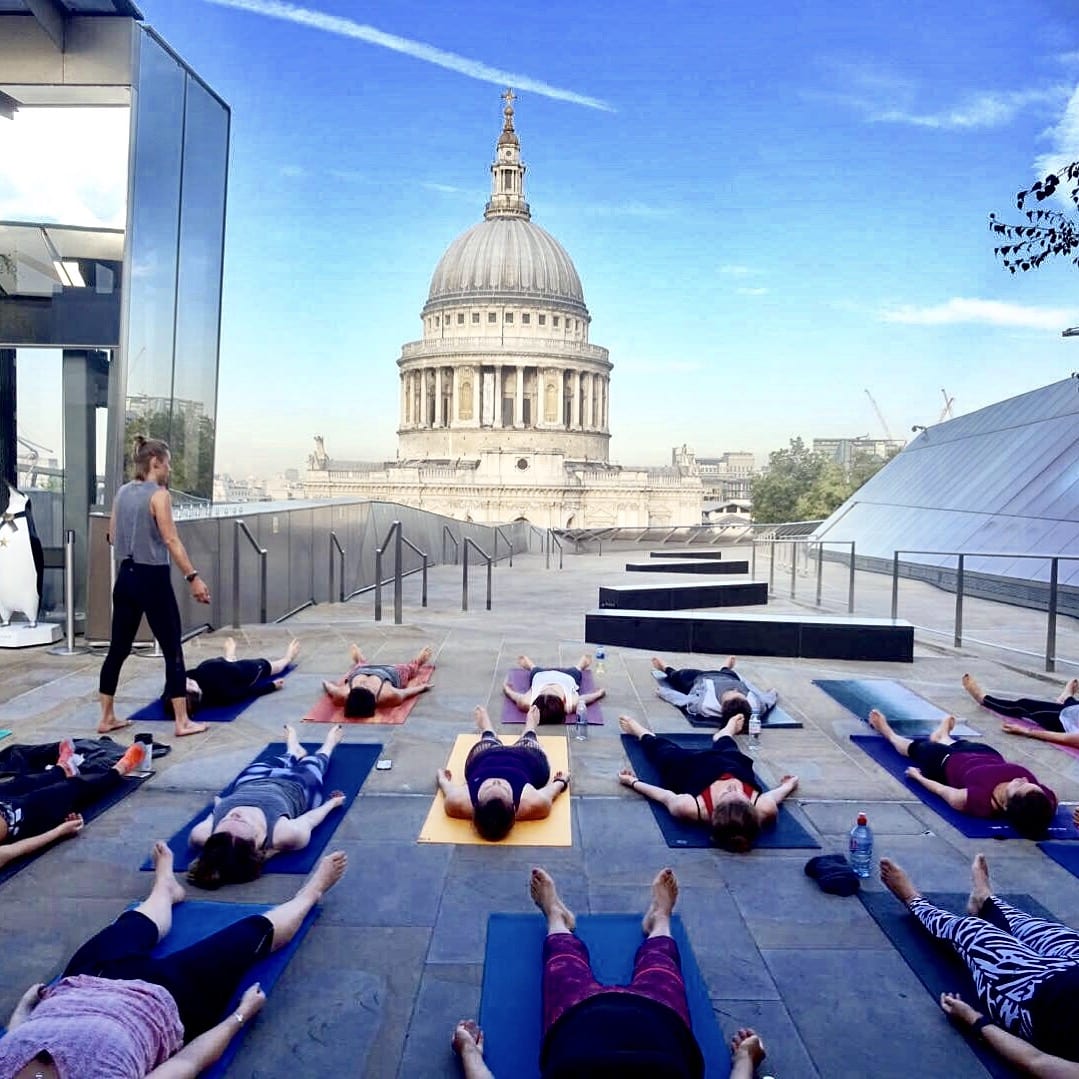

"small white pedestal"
[0,622,62,648]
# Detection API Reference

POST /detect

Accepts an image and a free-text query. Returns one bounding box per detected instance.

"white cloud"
[880,297,1075,331]
[735,286,768,296]
[202,0,614,112]
[875,86,1068,130]
[421,181,467,194]
[1033,83,1079,180]
[0,107,128,226]
[279,164,307,178]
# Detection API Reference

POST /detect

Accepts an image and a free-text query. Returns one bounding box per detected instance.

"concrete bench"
[585,609,914,662]
[625,559,749,575]
[598,581,767,611]
[649,549,725,560]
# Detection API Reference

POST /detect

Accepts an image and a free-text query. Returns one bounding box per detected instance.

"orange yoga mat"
[304,664,435,725]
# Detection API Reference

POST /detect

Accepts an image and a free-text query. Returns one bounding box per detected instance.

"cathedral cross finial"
[502,87,515,112]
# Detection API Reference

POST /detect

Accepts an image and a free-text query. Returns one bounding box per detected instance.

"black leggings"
[984,694,1078,734]
[638,734,758,796]
[99,561,186,700]
[63,908,274,1039]
[906,739,1002,784]
[1,769,122,840]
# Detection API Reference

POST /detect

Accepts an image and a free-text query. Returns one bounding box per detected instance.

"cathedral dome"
[424,216,587,315]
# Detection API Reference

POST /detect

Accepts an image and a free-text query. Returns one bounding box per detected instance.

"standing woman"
[98,435,210,738]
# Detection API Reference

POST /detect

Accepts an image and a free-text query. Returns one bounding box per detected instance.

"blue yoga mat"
[860,891,1051,1079]
[621,733,819,850]
[128,664,297,724]
[0,773,150,888]
[850,734,1078,840]
[480,913,730,1079]
[144,741,381,873]
[814,678,980,737]
[653,670,802,730]
[1038,841,1079,880]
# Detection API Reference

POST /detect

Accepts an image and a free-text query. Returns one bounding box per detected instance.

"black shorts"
[906,738,1001,784]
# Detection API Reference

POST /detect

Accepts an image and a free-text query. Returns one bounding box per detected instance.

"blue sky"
[7,0,1079,477]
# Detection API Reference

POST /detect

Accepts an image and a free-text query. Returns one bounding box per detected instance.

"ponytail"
[131,435,170,480]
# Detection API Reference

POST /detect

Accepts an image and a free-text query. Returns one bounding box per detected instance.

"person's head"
[533,693,567,725]
[710,797,760,852]
[163,678,202,719]
[131,434,171,483]
[187,831,263,889]
[473,778,516,841]
[1003,781,1056,839]
[719,693,752,726]
[344,685,377,719]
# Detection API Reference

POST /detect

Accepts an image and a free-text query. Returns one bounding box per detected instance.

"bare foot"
[284,724,305,758]
[651,656,666,672]
[929,714,957,744]
[1060,678,1079,703]
[517,654,535,670]
[720,713,746,737]
[174,719,208,737]
[529,867,576,931]
[967,853,991,915]
[350,644,365,665]
[619,715,650,738]
[98,716,132,734]
[880,858,920,904]
[578,654,592,671]
[642,867,678,935]
[223,636,238,661]
[305,850,348,898]
[867,708,889,735]
[725,655,737,669]
[324,723,344,751]
[416,645,433,665]
[962,673,985,705]
[285,638,301,665]
[151,840,186,904]
[473,705,493,732]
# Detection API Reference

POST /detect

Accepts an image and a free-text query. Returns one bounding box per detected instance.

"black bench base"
[649,549,725,560]
[598,581,767,611]
[625,560,749,575]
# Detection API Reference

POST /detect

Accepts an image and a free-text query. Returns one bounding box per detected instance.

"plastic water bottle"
[849,812,873,878]
[594,647,606,677]
[747,710,761,755]
[574,699,588,741]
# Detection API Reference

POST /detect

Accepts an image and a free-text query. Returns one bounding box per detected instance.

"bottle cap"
[857,812,868,825]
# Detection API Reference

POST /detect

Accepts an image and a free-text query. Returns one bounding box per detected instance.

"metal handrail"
[463,537,493,611]
[375,521,405,624]
[526,525,545,554]
[275,599,316,622]
[890,548,1079,672]
[233,520,268,627]
[494,526,513,567]
[546,528,564,570]
[329,531,345,602]
[442,525,459,565]
[400,535,429,608]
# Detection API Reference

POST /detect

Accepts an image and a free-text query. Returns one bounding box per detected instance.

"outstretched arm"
[580,688,606,705]
[453,1020,496,1079]
[1002,722,1079,747]
[437,769,473,819]
[518,772,570,820]
[617,769,697,819]
[501,683,530,712]
[272,793,346,851]
[0,814,83,869]
[906,767,968,810]
[754,775,799,825]
[378,682,432,707]
[188,811,215,848]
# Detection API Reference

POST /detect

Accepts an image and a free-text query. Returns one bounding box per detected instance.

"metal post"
[374,549,383,621]
[232,523,241,629]
[769,541,775,594]
[49,530,86,655]
[421,555,428,607]
[394,523,403,625]
[1046,557,1059,673]
[847,542,855,614]
[259,553,268,624]
[750,539,756,579]
[463,541,470,611]
[486,558,493,610]
[890,551,900,619]
[545,529,551,570]
[954,554,964,647]
[815,542,823,606]
[790,540,797,598]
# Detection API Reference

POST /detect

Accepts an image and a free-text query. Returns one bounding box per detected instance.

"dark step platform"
[625,559,749,575]
[649,549,725,560]
[585,609,914,662]
[599,581,767,611]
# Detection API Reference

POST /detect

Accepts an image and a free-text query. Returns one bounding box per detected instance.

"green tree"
[989,161,1079,274]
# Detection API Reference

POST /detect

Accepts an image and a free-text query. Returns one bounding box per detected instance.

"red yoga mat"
[304,664,434,725]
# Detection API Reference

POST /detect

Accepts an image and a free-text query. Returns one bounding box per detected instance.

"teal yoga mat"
[480,912,729,1079]
[814,678,980,737]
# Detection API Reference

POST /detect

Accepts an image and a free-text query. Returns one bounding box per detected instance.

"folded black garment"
[805,853,860,896]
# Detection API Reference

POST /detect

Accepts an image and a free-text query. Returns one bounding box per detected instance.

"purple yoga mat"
[500,666,604,725]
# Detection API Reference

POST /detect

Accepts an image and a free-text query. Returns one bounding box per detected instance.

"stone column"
[451,367,459,425]
[494,364,503,428]
[400,373,407,427]
[434,366,443,427]
[420,366,428,429]
[514,365,524,427]
[600,377,608,431]
[584,373,594,430]
[570,370,581,429]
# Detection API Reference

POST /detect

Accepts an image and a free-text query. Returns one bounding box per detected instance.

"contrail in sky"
[202,0,615,112]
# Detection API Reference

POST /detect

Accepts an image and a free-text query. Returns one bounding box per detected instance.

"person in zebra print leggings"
[881,854,1079,1073]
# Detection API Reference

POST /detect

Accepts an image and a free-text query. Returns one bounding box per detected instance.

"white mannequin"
[0,482,41,627]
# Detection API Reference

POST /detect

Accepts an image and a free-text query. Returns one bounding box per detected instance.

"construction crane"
[863,389,894,441]
[938,388,955,423]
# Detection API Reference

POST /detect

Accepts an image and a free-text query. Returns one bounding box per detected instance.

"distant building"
[812,437,905,474]
[696,451,757,502]
[304,93,702,528]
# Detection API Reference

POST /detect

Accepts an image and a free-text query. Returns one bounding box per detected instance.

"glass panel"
[170,76,227,501]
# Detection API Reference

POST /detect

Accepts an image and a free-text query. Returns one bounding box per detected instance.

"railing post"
[393,522,403,625]
[486,556,493,610]
[232,521,241,629]
[374,547,383,622]
[259,552,268,624]
[421,555,428,607]
[49,530,84,655]
[462,540,470,611]
[890,550,900,619]
[1046,557,1059,673]
[954,554,964,647]
[769,540,775,594]
[847,542,855,614]
[545,529,551,570]
[815,542,823,606]
[750,539,756,579]
[790,540,797,598]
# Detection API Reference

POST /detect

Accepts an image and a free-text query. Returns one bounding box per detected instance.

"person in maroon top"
[868,709,1057,839]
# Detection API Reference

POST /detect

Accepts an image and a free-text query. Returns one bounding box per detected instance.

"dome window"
[538,314,546,326]
[553,316,560,327]
[472,312,480,324]
[522,313,530,325]
[488,312,497,323]
[505,312,514,324]
[457,313,465,325]
[516,457,529,471]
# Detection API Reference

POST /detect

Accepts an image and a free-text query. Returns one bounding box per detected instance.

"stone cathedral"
[304,92,702,528]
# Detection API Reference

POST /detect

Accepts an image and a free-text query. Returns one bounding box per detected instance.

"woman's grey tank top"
[112,480,170,565]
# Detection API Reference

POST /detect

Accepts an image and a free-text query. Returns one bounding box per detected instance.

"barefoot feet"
[880,858,920,904]
[867,708,890,736]
[285,638,301,665]
[174,718,208,738]
[642,867,678,935]
[350,644,366,665]
[962,673,985,705]
[284,723,305,758]
[473,705,493,732]
[322,723,344,752]
[416,645,433,666]
[530,867,576,932]
[967,853,991,915]
[517,654,535,670]
[618,715,650,739]
[97,714,132,735]
[151,840,186,905]
[305,850,348,898]
[929,714,957,744]
[224,636,238,661]
[651,656,666,672]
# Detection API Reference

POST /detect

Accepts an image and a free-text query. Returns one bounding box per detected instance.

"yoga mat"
[0,730,10,742]
[500,666,604,725]
[979,708,1079,763]
[849,734,1078,840]
[814,678,981,738]
[418,734,572,846]
[1038,841,1079,880]
[0,772,151,888]
[128,664,298,724]
[652,669,801,729]
[304,663,434,725]
[157,899,319,1079]
[145,741,381,873]
[860,890,1052,1079]
[480,912,729,1079]
[621,733,819,850]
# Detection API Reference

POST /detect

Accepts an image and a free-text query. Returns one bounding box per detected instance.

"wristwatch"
[185,570,199,583]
